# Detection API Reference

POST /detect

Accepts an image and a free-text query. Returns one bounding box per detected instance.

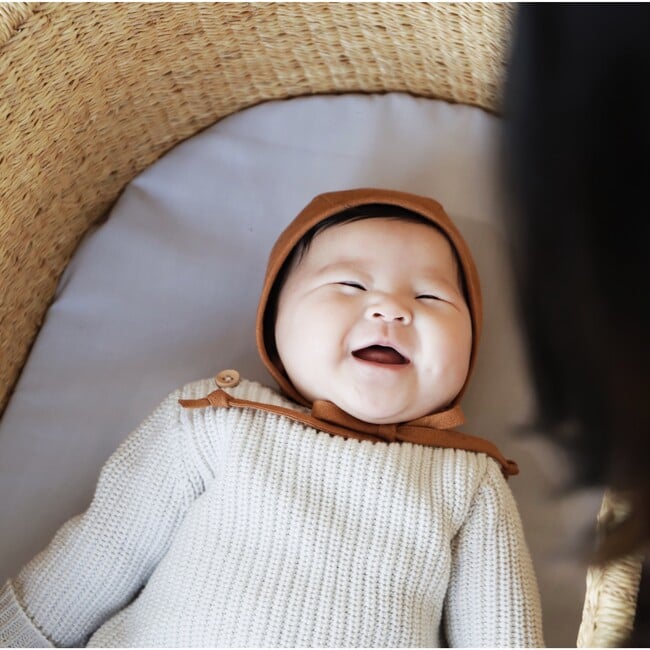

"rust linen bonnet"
[256,187,483,410]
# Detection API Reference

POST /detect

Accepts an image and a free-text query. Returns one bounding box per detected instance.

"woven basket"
[578,491,644,647]
[0,2,641,645]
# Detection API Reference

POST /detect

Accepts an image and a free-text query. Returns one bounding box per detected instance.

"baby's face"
[274,217,472,424]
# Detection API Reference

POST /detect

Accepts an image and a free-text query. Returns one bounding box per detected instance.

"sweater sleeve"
[0,388,201,648]
[443,460,545,648]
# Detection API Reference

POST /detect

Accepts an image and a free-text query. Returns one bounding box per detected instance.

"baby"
[0,188,544,647]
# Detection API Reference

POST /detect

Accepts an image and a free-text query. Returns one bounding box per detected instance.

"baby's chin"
[292,379,453,424]
[334,397,440,425]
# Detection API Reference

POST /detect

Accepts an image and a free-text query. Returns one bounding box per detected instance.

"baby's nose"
[365,296,412,324]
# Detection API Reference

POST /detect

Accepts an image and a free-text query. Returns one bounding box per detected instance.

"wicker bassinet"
[0,2,642,646]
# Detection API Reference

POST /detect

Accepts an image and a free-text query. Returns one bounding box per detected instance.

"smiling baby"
[0,188,544,648]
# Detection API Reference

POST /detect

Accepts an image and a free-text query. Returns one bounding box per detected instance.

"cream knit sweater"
[0,378,544,647]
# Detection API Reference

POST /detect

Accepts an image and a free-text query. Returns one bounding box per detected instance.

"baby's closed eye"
[338,281,366,290]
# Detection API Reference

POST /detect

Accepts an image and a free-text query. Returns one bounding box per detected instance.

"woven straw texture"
[578,492,644,647]
[0,2,641,646]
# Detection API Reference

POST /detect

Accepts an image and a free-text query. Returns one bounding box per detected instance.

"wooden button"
[215,369,240,388]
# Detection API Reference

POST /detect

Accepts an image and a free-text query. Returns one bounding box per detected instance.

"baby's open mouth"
[352,345,409,365]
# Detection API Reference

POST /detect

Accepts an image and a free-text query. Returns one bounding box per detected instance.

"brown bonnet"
[255,187,483,413]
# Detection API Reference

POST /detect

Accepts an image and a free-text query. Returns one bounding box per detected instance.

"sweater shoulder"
[176,376,298,479]
[457,453,522,529]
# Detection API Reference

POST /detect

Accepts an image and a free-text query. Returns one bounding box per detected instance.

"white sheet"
[0,93,601,646]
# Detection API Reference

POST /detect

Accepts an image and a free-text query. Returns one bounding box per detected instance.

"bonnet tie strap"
[179,384,519,479]
[310,399,466,440]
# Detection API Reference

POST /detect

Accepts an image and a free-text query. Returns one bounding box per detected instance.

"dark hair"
[263,203,467,367]
[503,4,650,573]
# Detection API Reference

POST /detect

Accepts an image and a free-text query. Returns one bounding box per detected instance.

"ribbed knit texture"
[0,378,544,647]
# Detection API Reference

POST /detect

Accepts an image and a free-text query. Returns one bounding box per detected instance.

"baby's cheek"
[421,339,467,382]
[439,315,472,364]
